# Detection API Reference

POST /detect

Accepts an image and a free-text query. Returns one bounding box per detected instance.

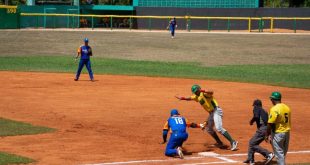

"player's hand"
[175,95,181,100]
[264,135,272,143]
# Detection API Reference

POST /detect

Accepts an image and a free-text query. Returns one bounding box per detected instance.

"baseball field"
[0,30,310,165]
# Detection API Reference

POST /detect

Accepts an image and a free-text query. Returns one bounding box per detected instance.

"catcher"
[161,109,202,159]
[175,84,238,151]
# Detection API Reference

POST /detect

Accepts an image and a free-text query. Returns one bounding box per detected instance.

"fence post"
[248,17,251,32]
[53,15,55,29]
[294,18,296,33]
[270,17,274,33]
[129,16,132,30]
[227,18,230,32]
[110,16,113,30]
[208,18,211,32]
[259,18,262,32]
[92,16,94,30]
[37,15,39,28]
[148,17,151,31]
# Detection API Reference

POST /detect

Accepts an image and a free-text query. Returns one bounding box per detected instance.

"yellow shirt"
[191,92,219,113]
[268,103,291,133]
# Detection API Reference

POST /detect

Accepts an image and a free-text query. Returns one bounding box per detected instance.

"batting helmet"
[191,84,201,94]
[84,38,89,42]
[170,109,180,116]
[270,91,281,100]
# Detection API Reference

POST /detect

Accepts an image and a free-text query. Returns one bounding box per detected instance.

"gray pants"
[247,126,270,161]
[272,132,290,165]
[206,107,227,144]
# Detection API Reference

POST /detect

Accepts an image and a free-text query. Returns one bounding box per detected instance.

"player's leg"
[85,59,94,81]
[75,59,85,80]
[165,134,178,157]
[251,126,271,158]
[283,132,290,156]
[272,133,286,165]
[206,112,223,145]
[213,107,238,150]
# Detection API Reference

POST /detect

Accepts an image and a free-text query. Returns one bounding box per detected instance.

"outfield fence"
[1,5,310,32]
[19,13,310,33]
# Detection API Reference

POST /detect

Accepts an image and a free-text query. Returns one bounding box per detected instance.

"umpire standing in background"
[74,38,94,81]
[243,99,274,165]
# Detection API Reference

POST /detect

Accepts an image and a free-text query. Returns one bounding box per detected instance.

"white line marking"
[180,161,233,165]
[82,150,310,165]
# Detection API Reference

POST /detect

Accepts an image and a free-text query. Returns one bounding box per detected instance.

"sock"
[222,131,234,144]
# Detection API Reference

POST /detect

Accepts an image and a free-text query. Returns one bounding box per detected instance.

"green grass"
[0,152,34,165]
[0,56,309,88]
[0,118,55,137]
[0,118,55,164]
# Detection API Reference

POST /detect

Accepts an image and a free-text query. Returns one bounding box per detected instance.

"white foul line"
[82,150,310,165]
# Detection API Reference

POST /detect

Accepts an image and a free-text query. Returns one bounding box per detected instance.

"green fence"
[138,0,259,8]
[0,5,19,29]
[19,5,79,28]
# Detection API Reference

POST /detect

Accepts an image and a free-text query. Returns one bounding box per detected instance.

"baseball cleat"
[231,141,238,151]
[265,152,274,165]
[74,78,78,81]
[177,147,184,159]
[243,159,254,165]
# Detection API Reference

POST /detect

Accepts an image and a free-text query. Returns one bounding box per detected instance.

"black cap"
[253,99,262,107]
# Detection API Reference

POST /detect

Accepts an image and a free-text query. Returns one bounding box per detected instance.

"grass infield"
[0,118,55,137]
[0,118,55,165]
[0,152,34,165]
[0,56,309,88]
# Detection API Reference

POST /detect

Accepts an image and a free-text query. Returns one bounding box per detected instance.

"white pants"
[207,107,227,134]
[272,132,290,165]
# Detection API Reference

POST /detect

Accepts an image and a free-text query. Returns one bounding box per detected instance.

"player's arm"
[200,89,214,95]
[75,47,81,60]
[185,118,203,128]
[175,95,192,101]
[265,109,277,142]
[161,121,169,144]
[250,107,259,125]
[88,47,93,56]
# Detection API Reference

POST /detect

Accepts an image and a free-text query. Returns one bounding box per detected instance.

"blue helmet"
[170,109,180,116]
[84,38,89,42]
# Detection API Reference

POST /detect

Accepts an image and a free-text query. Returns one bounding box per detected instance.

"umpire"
[243,99,274,165]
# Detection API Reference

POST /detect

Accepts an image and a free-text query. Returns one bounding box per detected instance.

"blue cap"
[170,109,180,116]
[84,38,89,42]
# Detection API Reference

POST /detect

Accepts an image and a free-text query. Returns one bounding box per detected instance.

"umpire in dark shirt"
[243,99,274,165]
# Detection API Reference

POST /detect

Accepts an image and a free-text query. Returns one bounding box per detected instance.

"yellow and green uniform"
[190,92,219,113]
[268,103,291,133]
[268,103,291,165]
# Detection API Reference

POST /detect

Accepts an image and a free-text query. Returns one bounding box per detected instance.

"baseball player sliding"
[175,84,238,151]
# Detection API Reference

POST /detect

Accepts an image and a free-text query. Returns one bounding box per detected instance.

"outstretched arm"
[175,95,192,101]
[199,89,214,95]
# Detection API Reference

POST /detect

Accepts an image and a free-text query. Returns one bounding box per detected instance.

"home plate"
[198,152,220,157]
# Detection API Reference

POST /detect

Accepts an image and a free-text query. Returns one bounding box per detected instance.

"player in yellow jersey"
[265,92,291,165]
[175,84,238,151]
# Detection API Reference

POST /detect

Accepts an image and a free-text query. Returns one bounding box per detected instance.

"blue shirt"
[169,19,176,29]
[167,116,187,133]
[79,45,92,60]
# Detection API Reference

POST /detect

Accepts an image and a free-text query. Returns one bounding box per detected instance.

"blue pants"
[165,132,188,156]
[75,59,94,80]
[170,27,175,36]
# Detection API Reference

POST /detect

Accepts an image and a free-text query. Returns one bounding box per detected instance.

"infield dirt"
[0,71,309,165]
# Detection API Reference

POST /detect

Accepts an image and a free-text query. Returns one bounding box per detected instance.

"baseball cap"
[170,109,180,116]
[84,38,89,42]
[253,99,262,107]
